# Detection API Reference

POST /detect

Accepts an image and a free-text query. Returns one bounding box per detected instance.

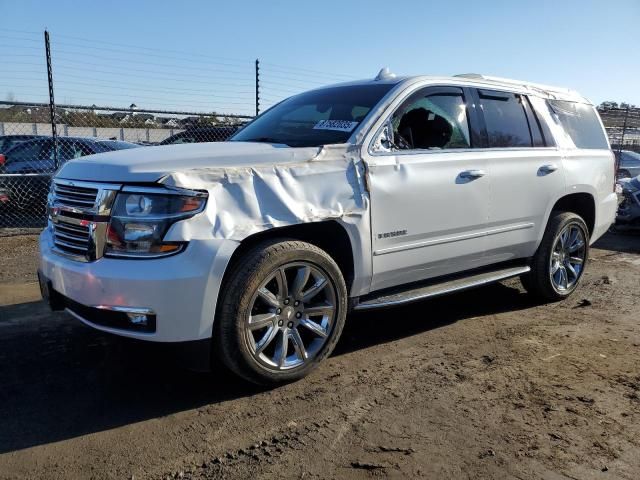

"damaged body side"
[160,144,374,299]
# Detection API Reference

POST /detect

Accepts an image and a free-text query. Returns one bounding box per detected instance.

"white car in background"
[38,70,617,385]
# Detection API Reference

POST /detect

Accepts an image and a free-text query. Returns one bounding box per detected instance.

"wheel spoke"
[300,317,328,338]
[559,267,568,289]
[567,227,579,249]
[559,230,568,249]
[553,268,562,284]
[248,312,276,330]
[291,266,311,299]
[255,325,279,354]
[302,277,328,303]
[290,328,308,360]
[569,256,584,265]
[275,268,289,299]
[568,239,585,253]
[274,330,288,367]
[304,303,334,317]
[565,262,577,281]
[258,287,279,308]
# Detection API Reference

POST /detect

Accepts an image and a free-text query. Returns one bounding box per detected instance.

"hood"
[620,175,640,193]
[55,141,322,183]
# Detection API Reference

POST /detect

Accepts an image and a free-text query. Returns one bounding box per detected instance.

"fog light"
[126,313,149,326]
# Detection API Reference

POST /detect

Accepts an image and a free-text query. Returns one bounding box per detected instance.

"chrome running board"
[353,265,530,311]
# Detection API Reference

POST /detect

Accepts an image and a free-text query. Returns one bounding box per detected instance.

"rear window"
[547,100,609,149]
[478,90,532,148]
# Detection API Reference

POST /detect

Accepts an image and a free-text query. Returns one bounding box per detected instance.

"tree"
[598,101,618,109]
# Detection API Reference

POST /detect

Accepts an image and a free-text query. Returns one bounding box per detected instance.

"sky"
[1,0,638,116]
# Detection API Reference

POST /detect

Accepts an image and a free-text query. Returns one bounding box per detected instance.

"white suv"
[38,70,617,385]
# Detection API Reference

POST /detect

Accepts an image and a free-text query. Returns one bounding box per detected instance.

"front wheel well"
[551,193,595,236]
[223,221,355,294]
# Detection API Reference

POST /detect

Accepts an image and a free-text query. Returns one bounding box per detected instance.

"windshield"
[231,84,395,147]
[620,151,640,164]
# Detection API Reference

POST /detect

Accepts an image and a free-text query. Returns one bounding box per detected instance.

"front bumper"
[39,228,237,342]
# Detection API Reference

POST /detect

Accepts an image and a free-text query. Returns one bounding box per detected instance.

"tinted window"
[6,140,49,163]
[391,89,471,150]
[479,90,532,147]
[55,141,90,160]
[547,100,608,149]
[232,84,394,147]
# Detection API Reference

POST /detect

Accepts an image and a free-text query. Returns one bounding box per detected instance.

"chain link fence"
[1,28,356,230]
[0,101,250,228]
[597,106,640,153]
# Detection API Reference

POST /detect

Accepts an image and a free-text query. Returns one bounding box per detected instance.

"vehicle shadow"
[593,230,640,254]
[0,281,535,454]
[336,281,535,356]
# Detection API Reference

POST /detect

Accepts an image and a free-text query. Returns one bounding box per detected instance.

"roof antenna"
[375,67,396,81]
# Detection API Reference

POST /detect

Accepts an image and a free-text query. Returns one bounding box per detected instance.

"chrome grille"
[49,179,120,262]
[52,218,91,256]
[53,183,99,209]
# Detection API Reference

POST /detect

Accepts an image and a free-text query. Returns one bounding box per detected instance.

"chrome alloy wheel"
[550,222,587,292]
[244,262,337,371]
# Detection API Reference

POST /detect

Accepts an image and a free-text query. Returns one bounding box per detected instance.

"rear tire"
[214,239,347,386]
[521,212,589,301]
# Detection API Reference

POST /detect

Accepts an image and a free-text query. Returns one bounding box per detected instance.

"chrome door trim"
[373,222,534,256]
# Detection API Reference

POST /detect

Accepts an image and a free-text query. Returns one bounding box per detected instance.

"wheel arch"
[550,191,596,237]
[221,220,358,296]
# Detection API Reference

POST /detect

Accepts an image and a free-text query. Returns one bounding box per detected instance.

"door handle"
[539,164,559,174]
[460,169,486,179]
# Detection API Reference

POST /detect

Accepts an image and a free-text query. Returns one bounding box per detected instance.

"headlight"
[105,187,207,258]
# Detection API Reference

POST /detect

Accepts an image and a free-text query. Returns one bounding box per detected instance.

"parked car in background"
[615,150,640,179]
[0,137,139,213]
[39,72,616,385]
[0,134,45,154]
[613,176,640,229]
[159,126,240,145]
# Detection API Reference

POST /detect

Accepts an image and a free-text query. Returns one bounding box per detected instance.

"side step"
[353,265,530,311]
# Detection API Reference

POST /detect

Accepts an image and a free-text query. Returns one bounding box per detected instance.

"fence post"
[44,30,58,169]
[255,58,260,117]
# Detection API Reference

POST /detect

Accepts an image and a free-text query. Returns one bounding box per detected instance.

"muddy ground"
[0,232,638,480]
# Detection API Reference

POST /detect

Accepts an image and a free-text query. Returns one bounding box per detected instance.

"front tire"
[214,239,347,386]
[521,212,589,301]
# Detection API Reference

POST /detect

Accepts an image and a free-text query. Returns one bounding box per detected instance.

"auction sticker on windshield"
[313,120,359,132]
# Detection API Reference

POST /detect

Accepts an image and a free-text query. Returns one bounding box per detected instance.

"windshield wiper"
[242,137,290,146]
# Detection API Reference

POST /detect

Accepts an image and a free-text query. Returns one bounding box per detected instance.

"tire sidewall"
[217,240,347,385]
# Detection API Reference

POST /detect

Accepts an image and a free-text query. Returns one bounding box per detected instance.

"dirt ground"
[0,232,639,480]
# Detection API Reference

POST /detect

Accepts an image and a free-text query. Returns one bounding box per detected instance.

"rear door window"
[547,100,609,149]
[478,90,532,147]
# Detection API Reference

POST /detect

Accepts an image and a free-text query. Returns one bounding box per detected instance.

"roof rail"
[453,73,573,97]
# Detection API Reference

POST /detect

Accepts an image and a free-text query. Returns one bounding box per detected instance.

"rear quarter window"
[547,100,609,150]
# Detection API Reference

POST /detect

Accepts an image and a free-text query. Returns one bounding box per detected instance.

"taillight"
[0,154,5,166]
[613,152,619,192]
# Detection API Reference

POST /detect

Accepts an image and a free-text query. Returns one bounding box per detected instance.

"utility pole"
[44,30,58,169]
